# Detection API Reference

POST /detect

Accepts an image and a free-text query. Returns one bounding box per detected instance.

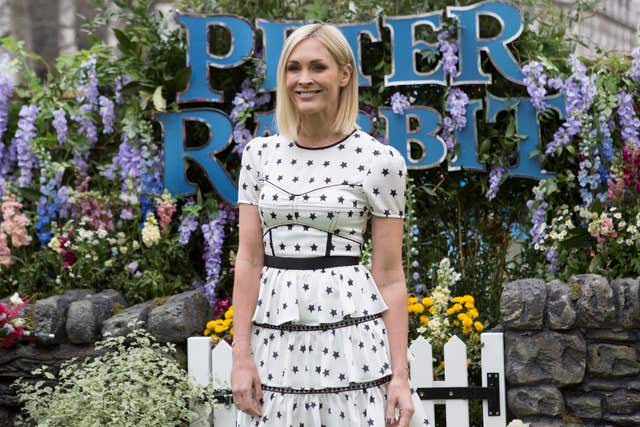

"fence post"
[409,336,435,425]
[210,340,237,426]
[188,337,213,427]
[481,332,506,427]
[443,336,470,425]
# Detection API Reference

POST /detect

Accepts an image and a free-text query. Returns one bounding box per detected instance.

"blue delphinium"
[390,92,411,115]
[629,47,640,83]
[178,213,199,245]
[522,61,548,113]
[486,165,506,200]
[197,207,232,306]
[437,26,459,80]
[12,104,39,188]
[52,108,68,145]
[441,88,469,153]
[99,96,115,134]
[616,90,640,147]
[36,172,63,244]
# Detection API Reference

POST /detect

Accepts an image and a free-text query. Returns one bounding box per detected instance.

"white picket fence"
[187,333,506,427]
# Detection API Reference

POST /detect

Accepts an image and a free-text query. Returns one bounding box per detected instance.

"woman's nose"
[298,68,313,84]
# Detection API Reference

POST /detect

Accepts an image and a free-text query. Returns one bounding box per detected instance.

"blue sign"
[155,1,566,204]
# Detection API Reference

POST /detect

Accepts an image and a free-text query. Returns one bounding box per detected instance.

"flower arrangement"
[407,258,484,377]
[203,298,234,344]
[0,293,30,348]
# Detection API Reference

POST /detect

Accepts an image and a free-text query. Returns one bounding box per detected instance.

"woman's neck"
[297,113,343,147]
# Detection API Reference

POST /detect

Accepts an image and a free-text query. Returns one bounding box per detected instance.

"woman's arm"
[231,203,265,416]
[370,215,414,426]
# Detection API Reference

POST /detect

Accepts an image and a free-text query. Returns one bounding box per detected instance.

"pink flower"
[1,195,32,248]
[0,232,11,267]
[157,203,176,228]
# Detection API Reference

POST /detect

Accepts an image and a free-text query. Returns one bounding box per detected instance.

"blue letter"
[383,12,445,86]
[447,2,524,85]
[379,107,446,169]
[486,94,566,179]
[177,14,254,103]
[448,99,485,172]
[337,21,381,87]
[254,111,278,137]
[256,20,304,92]
[153,108,237,203]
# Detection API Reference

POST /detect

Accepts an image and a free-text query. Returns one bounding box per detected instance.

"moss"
[152,296,169,306]
[570,282,581,301]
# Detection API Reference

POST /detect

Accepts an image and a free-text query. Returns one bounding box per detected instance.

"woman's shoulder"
[242,134,288,155]
[352,130,405,165]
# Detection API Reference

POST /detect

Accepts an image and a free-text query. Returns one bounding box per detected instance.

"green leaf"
[153,86,166,111]
[479,138,492,154]
[113,28,139,57]
[559,229,592,250]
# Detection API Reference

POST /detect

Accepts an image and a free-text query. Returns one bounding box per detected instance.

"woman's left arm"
[370,215,415,426]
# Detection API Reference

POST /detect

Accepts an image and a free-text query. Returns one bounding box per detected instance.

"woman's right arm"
[231,203,264,417]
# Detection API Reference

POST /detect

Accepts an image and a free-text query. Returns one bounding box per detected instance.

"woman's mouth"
[295,90,322,98]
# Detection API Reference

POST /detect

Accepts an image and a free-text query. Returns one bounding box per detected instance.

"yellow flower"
[447,303,463,315]
[214,326,227,333]
[468,308,479,318]
[439,361,445,369]
[464,302,475,309]
[419,315,430,325]
[223,318,232,327]
[463,326,472,335]
[408,296,419,304]
[463,295,475,304]
[206,320,218,330]
[412,303,425,313]
[203,329,211,336]
[230,328,234,335]
[458,313,473,327]
[225,307,233,319]
[421,297,433,307]
[428,306,436,315]
[452,296,464,304]
[474,321,484,332]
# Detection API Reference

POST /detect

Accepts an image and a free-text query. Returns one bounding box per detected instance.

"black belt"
[264,255,360,270]
[261,375,392,395]
[253,313,383,331]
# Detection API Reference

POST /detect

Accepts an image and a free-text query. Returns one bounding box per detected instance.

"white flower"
[507,420,529,427]
[12,318,25,327]
[9,292,23,306]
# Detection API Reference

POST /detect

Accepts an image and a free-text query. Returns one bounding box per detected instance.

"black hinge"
[210,390,233,406]
[416,372,500,416]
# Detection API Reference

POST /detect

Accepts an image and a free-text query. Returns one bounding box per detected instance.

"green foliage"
[13,323,210,426]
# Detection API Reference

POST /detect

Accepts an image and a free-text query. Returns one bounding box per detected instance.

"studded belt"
[253,313,383,331]
[261,375,392,395]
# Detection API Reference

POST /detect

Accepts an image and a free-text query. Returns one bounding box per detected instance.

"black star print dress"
[236,130,428,426]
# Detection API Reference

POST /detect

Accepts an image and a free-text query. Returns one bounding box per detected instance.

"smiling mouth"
[295,90,322,97]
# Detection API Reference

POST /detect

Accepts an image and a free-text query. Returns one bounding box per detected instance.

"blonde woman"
[232,23,427,427]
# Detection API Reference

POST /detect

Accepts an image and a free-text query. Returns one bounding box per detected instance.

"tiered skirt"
[236,265,429,427]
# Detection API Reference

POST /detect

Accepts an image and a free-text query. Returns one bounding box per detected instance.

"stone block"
[505,330,586,385]
[32,290,90,345]
[586,329,636,341]
[546,279,576,330]
[147,290,211,343]
[102,301,155,337]
[588,343,640,377]
[507,385,564,417]
[611,278,640,328]
[500,279,546,330]
[603,414,640,425]
[565,393,602,419]
[605,390,640,414]
[66,290,127,344]
[570,275,617,328]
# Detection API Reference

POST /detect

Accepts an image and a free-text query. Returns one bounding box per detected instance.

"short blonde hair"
[275,23,359,140]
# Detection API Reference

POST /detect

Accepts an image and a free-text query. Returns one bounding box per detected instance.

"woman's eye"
[286,64,300,72]
[312,64,327,71]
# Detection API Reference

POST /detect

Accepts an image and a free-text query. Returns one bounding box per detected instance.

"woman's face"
[285,38,351,121]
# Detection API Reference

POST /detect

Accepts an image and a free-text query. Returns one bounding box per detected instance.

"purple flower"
[629,47,640,83]
[52,108,68,144]
[12,104,40,188]
[77,55,99,107]
[617,90,640,147]
[179,213,199,245]
[522,61,548,113]
[197,206,232,306]
[99,96,115,134]
[390,92,411,115]
[437,27,459,79]
[114,75,130,105]
[545,55,596,156]
[57,185,72,219]
[440,88,469,152]
[527,188,548,248]
[0,54,13,143]
[486,166,506,200]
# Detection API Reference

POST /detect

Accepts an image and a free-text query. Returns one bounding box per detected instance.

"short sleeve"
[237,138,263,205]
[363,146,407,218]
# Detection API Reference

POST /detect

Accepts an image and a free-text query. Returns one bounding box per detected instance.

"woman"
[232,23,427,427]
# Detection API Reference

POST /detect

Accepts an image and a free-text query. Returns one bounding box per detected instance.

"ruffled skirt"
[236,265,429,426]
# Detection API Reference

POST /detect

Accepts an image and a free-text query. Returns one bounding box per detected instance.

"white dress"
[236,130,429,426]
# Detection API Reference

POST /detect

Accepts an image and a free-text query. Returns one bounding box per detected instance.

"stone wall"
[501,275,640,426]
[0,288,212,426]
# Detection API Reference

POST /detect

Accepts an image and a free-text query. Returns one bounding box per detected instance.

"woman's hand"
[385,376,415,427]
[230,353,263,417]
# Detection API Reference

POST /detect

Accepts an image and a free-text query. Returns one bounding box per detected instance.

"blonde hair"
[275,23,359,140]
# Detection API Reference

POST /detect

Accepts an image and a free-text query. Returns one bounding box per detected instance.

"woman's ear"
[339,64,353,87]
